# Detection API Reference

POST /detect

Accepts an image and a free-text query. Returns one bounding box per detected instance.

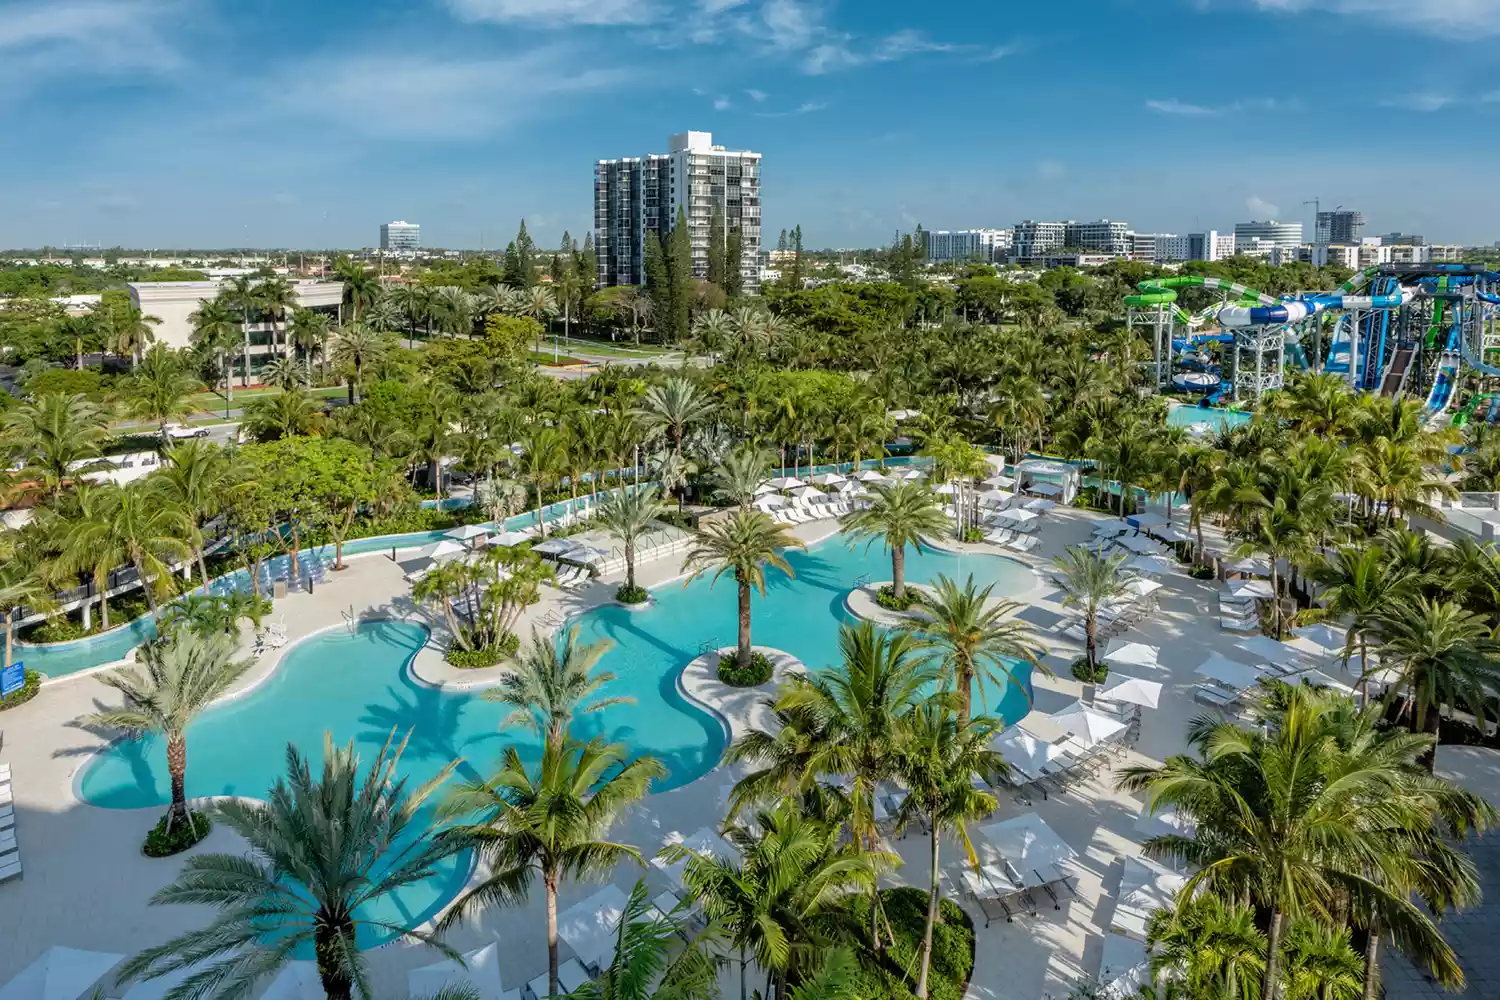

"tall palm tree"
[891,704,1002,999]
[123,346,203,433]
[667,801,888,1000]
[597,485,664,593]
[518,426,566,538]
[88,631,254,833]
[335,260,381,322]
[681,509,804,671]
[255,275,296,358]
[3,391,111,500]
[329,322,387,404]
[392,282,433,348]
[438,737,664,999]
[1146,894,1266,1000]
[218,275,258,387]
[636,376,715,458]
[189,297,241,406]
[1370,597,1500,770]
[1051,545,1131,671]
[484,626,630,741]
[561,879,722,1000]
[523,285,559,350]
[110,304,161,368]
[117,731,460,1000]
[712,445,774,510]
[1309,543,1417,686]
[65,481,194,623]
[288,307,332,378]
[901,573,1043,725]
[411,380,461,497]
[1237,495,1314,639]
[840,481,949,602]
[155,440,233,593]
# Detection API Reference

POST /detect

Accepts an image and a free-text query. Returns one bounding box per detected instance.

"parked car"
[161,423,210,440]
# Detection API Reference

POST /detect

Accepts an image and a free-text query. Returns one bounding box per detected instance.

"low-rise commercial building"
[128,279,344,364]
[924,228,1013,263]
[1235,220,1303,253]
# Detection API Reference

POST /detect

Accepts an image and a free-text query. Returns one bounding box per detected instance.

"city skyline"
[2,0,1500,250]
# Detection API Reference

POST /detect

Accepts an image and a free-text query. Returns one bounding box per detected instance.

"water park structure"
[1124,263,1500,422]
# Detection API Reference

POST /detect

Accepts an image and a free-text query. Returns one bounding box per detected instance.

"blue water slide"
[1487,396,1500,424]
[1424,317,1463,418]
[1285,339,1311,370]
[1323,314,1352,373]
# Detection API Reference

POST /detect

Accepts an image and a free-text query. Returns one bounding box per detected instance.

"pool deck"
[0,507,1292,1000]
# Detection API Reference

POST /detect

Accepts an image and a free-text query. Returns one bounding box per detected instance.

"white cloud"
[745,88,767,101]
[1246,0,1500,39]
[756,0,822,49]
[444,0,657,26]
[1246,195,1281,218]
[753,100,826,117]
[801,42,862,74]
[1380,92,1455,111]
[979,42,1022,61]
[713,96,732,110]
[0,0,187,82]
[1146,98,1215,115]
[873,29,954,59]
[1483,90,1500,103]
[1146,96,1289,115]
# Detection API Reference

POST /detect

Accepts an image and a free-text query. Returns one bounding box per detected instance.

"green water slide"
[1123,275,1278,328]
[1425,276,1450,350]
[1454,392,1488,427]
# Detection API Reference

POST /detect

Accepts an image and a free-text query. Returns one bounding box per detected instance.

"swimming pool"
[1165,403,1251,432]
[76,532,1035,947]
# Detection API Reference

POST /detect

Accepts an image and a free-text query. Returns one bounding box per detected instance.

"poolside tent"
[486,530,532,547]
[260,963,323,1000]
[1126,513,1167,529]
[979,812,1079,869]
[1050,700,1128,749]
[1097,674,1163,710]
[408,945,517,1000]
[445,523,489,543]
[1228,579,1276,601]
[766,477,805,490]
[809,472,847,486]
[0,947,123,1000]
[1101,640,1160,671]
[1236,634,1307,669]
[1195,652,1264,691]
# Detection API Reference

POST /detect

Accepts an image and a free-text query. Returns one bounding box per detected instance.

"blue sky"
[3,0,1500,250]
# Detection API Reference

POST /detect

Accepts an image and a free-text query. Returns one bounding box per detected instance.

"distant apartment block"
[924,228,1012,262]
[593,130,762,293]
[1234,220,1303,253]
[1151,234,1190,262]
[380,221,421,252]
[1009,221,1067,262]
[1187,231,1237,262]
[1315,209,1364,245]
[1064,220,1131,255]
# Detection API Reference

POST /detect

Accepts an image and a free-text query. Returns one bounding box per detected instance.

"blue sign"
[0,661,23,698]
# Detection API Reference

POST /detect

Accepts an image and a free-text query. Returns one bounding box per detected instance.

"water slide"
[1285,338,1311,370]
[1423,290,1462,421]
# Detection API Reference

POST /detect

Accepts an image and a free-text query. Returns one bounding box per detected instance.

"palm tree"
[841,481,950,602]
[668,801,888,1000]
[1371,597,1500,770]
[218,275,258,387]
[484,626,630,742]
[597,485,664,593]
[561,879,722,1000]
[329,322,387,404]
[117,731,460,1000]
[523,285,559,350]
[1146,894,1266,1000]
[392,282,433,348]
[288,307,332,378]
[110,304,161,368]
[1309,543,1417,687]
[65,481,194,623]
[712,445,774,510]
[189,297,241,406]
[123,346,203,432]
[336,260,381,322]
[1052,545,1132,672]
[260,354,309,392]
[255,275,296,357]
[155,440,233,593]
[901,573,1043,725]
[88,631,254,833]
[681,510,804,671]
[691,309,733,363]
[636,376,715,457]
[1282,920,1365,1000]
[411,381,460,497]
[242,388,325,441]
[1237,495,1315,639]
[518,426,566,538]
[891,704,1002,999]
[3,391,111,500]
[438,737,664,999]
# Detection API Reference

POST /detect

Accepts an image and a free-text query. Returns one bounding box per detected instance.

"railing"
[697,638,719,655]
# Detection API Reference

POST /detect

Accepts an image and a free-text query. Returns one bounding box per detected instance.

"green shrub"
[1070,656,1108,683]
[24,368,113,400]
[0,669,42,711]
[20,594,153,644]
[1189,565,1216,580]
[875,584,921,612]
[960,527,985,544]
[839,887,975,1000]
[445,632,520,669]
[143,812,212,857]
[615,583,649,605]
[717,650,773,687]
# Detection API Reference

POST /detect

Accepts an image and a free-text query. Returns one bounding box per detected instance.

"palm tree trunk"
[625,540,636,590]
[546,876,560,998]
[739,946,748,1000]
[1085,612,1098,667]
[892,545,907,600]
[166,733,188,832]
[4,609,13,669]
[535,482,548,539]
[1363,919,1382,1000]
[197,547,212,596]
[917,815,941,999]
[958,661,974,726]
[737,579,752,670]
[243,327,252,387]
[315,926,355,1000]
[134,558,162,622]
[1263,907,1285,1000]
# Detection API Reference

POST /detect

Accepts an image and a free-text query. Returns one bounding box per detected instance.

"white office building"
[1010,221,1067,262]
[379,221,421,252]
[1234,220,1303,253]
[1064,220,1131,255]
[128,279,344,369]
[1153,234,1190,262]
[1187,231,1238,261]
[594,130,761,292]
[925,228,1012,262]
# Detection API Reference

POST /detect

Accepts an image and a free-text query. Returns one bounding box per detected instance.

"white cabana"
[558,884,631,972]
[1228,579,1276,601]
[809,472,847,486]
[414,539,468,561]
[653,828,740,889]
[1227,556,1271,576]
[407,945,516,1000]
[855,470,889,482]
[767,476,805,490]
[753,494,789,510]
[1051,700,1129,748]
[1236,634,1308,669]
[445,523,489,543]
[261,964,323,1000]
[0,947,123,1000]
[1126,513,1167,529]
[789,485,826,501]
[1195,652,1265,691]
[1292,622,1349,658]
[980,812,1079,870]
[991,728,1069,781]
[1027,482,1064,498]
[487,529,531,547]
[1117,534,1164,555]
[1023,498,1057,511]
[1126,555,1171,576]
[1098,674,1163,710]
[1102,639,1160,671]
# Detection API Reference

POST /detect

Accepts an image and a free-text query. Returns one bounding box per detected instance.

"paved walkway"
[0,505,1312,1000]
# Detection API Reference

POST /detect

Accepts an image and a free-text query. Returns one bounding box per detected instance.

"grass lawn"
[526,350,591,367]
[541,335,680,359]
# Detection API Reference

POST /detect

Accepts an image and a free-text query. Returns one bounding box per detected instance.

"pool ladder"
[698,637,720,655]
[854,574,872,589]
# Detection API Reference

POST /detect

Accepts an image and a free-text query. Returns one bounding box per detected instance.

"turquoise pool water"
[77,532,1034,948]
[1166,404,1251,432]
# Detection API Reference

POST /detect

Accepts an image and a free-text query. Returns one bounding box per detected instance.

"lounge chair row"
[551,565,593,591]
[958,857,1075,926]
[0,763,18,883]
[987,529,1041,552]
[769,502,856,524]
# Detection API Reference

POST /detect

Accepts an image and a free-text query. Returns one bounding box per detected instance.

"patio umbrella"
[1094,519,1133,534]
[1292,622,1348,658]
[1127,513,1167,529]
[1101,639,1160,671]
[1297,669,1356,695]
[766,476,805,490]
[413,539,467,561]
[1098,674,1163,710]
[979,812,1079,869]
[990,728,1068,781]
[1050,699,1128,748]
[1123,578,1163,600]
[1227,556,1270,576]
[1195,652,1265,690]
[1126,555,1171,575]
[532,537,584,557]
[789,485,825,501]
[838,481,869,496]
[998,507,1040,525]
[652,827,740,888]
[982,475,1017,489]
[0,947,123,1000]
[260,964,323,1000]
[445,523,489,543]
[1135,802,1197,840]
[752,482,779,496]
[1023,498,1057,511]
[980,490,1014,505]
[753,494,789,510]
[1228,579,1276,600]
[1154,527,1191,543]
[932,482,957,495]
[856,470,888,482]
[1236,634,1307,668]
[487,529,531,547]
[809,472,847,486]
[1118,534,1163,555]
[407,946,508,1000]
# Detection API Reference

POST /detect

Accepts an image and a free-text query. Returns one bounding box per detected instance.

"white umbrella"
[1236,634,1307,668]
[1195,652,1265,690]
[980,812,1079,869]
[1123,578,1163,600]
[1102,639,1160,671]
[1298,669,1356,695]
[789,485,825,501]
[445,523,489,542]
[767,476,805,490]
[809,472,847,486]
[998,507,1040,524]
[1126,555,1171,576]
[1127,513,1167,528]
[1098,674,1163,710]
[1051,699,1128,748]
[1023,498,1057,511]
[838,481,869,495]
[752,482,779,496]
[1027,482,1064,497]
[652,827,740,889]
[856,470,888,482]
[932,482,957,496]
[0,947,123,1000]
[414,539,467,561]
[1135,802,1197,840]
[1229,579,1276,600]
[753,494,789,509]
[1100,935,1150,996]
[1118,534,1163,555]
[1293,622,1348,657]
[1093,519,1133,535]
[486,529,531,547]
[982,475,1017,489]
[407,945,510,1000]
[991,728,1068,781]
[1227,556,1270,576]
[1155,526,1191,543]
[979,490,1014,505]
[532,537,584,557]
[558,885,631,972]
